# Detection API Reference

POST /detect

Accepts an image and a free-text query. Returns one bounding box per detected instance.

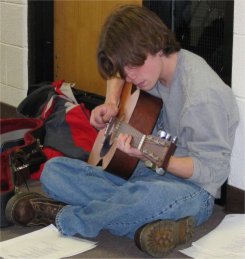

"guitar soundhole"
[100,118,116,157]
[100,134,112,157]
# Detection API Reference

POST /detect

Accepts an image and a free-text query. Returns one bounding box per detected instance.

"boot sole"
[135,216,195,257]
[5,192,43,226]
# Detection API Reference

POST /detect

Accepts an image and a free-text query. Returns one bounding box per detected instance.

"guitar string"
[112,119,171,164]
[114,120,143,148]
[113,119,171,146]
[114,120,170,149]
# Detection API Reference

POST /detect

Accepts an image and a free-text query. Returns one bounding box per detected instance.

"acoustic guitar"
[88,83,177,179]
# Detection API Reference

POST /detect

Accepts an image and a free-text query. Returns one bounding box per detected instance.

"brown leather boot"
[5,192,66,226]
[134,216,195,257]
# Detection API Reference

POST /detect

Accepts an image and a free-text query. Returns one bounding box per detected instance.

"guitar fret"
[114,119,144,149]
[137,134,146,150]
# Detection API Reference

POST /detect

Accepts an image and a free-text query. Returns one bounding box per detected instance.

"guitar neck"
[113,118,146,150]
[111,117,176,169]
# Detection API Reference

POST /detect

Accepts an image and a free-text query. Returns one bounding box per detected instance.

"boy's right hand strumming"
[90,103,119,130]
[90,77,125,130]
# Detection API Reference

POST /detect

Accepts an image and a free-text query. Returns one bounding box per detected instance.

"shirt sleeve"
[179,102,233,197]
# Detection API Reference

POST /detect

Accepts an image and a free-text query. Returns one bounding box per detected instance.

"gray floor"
[0,180,226,258]
[0,103,226,258]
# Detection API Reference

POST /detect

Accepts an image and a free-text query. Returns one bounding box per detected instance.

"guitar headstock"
[105,117,177,170]
[140,133,177,168]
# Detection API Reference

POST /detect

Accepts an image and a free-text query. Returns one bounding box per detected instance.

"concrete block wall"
[229,0,245,191]
[0,0,28,107]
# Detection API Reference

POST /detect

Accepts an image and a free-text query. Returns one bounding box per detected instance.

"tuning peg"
[165,133,171,141]
[155,167,166,176]
[157,130,167,139]
[172,136,178,144]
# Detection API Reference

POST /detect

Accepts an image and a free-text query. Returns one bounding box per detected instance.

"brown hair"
[97,5,180,79]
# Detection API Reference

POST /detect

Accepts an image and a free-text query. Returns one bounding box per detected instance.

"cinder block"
[5,1,27,4]
[232,35,245,98]
[229,156,245,191]
[5,45,28,90]
[0,43,7,84]
[0,83,27,107]
[0,2,27,47]
[229,97,245,191]
[234,0,245,35]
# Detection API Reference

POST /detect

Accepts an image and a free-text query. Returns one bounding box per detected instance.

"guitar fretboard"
[112,118,146,150]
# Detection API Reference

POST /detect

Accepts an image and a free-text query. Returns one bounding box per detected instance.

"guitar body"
[88,83,162,179]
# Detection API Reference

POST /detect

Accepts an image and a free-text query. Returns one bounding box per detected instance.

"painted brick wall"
[229,0,245,191]
[0,0,28,107]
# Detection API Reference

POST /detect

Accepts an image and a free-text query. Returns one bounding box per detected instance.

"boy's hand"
[90,103,119,130]
[116,133,143,159]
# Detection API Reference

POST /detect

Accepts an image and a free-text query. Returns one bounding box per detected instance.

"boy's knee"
[40,157,62,185]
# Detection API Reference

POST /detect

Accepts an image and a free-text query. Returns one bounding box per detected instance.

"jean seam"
[55,206,67,235]
[200,193,213,208]
[199,194,214,219]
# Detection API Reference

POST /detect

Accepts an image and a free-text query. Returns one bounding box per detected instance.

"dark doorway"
[28,0,54,93]
[143,0,234,86]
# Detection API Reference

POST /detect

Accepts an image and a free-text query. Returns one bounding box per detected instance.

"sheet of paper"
[0,224,97,259]
[180,214,245,258]
[180,245,226,259]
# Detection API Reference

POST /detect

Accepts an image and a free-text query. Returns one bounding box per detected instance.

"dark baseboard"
[0,102,19,118]
[226,184,245,213]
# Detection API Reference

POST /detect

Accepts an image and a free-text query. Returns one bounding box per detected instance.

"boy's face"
[123,51,163,91]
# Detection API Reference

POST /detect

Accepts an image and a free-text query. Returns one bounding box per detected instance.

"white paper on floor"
[0,224,97,259]
[180,214,245,258]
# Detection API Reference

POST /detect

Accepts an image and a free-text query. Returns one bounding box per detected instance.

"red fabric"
[51,79,64,89]
[0,118,43,134]
[2,81,99,182]
[51,80,66,96]
[30,84,98,180]
[30,147,64,180]
[65,104,98,152]
[0,152,14,192]
[0,118,43,192]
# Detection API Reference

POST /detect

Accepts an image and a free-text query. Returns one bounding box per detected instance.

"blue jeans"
[40,157,214,239]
